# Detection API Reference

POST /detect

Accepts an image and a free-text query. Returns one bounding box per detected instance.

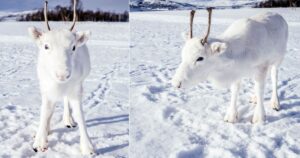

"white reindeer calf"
[28,1,95,154]
[172,9,288,123]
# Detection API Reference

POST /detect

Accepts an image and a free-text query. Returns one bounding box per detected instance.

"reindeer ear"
[75,30,91,47]
[28,27,42,40]
[181,32,190,41]
[210,42,227,55]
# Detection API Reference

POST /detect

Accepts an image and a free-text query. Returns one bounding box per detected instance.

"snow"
[130,0,265,10]
[0,10,37,21]
[0,22,129,157]
[171,0,264,6]
[134,0,263,6]
[130,8,300,158]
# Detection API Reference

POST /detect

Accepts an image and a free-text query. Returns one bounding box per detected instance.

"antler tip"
[69,0,77,31]
[44,0,51,31]
[202,7,213,45]
[189,10,196,39]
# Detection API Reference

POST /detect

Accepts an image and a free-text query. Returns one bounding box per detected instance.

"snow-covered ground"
[130,0,264,11]
[0,10,37,21]
[131,0,263,6]
[167,0,263,7]
[0,22,129,157]
[130,8,300,158]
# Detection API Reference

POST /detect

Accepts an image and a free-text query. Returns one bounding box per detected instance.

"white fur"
[172,12,288,123]
[28,27,95,154]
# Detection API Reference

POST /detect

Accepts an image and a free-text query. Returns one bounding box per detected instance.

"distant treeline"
[255,0,300,8]
[19,1,128,22]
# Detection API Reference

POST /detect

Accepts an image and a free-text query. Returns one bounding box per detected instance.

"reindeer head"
[28,0,91,83]
[172,8,228,89]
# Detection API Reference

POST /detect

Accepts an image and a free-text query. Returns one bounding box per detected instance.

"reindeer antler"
[44,1,51,31]
[190,10,195,39]
[69,0,77,31]
[201,7,212,45]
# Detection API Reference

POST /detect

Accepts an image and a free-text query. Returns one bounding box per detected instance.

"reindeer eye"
[72,45,76,51]
[44,44,49,50]
[196,57,204,62]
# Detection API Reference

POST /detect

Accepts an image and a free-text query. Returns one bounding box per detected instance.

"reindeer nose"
[55,70,70,81]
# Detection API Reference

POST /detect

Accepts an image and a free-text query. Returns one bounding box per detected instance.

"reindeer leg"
[63,96,77,128]
[252,66,267,123]
[224,80,240,123]
[270,65,280,111]
[33,95,55,152]
[69,85,95,155]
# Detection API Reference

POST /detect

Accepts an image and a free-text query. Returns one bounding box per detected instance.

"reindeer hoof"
[80,145,95,155]
[224,111,238,123]
[251,115,265,124]
[270,98,280,111]
[66,124,77,128]
[32,146,48,152]
[64,117,77,128]
[41,147,48,152]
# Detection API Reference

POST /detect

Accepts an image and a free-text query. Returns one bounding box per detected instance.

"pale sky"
[0,0,129,13]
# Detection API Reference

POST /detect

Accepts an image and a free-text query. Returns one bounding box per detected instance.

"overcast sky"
[0,0,129,13]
